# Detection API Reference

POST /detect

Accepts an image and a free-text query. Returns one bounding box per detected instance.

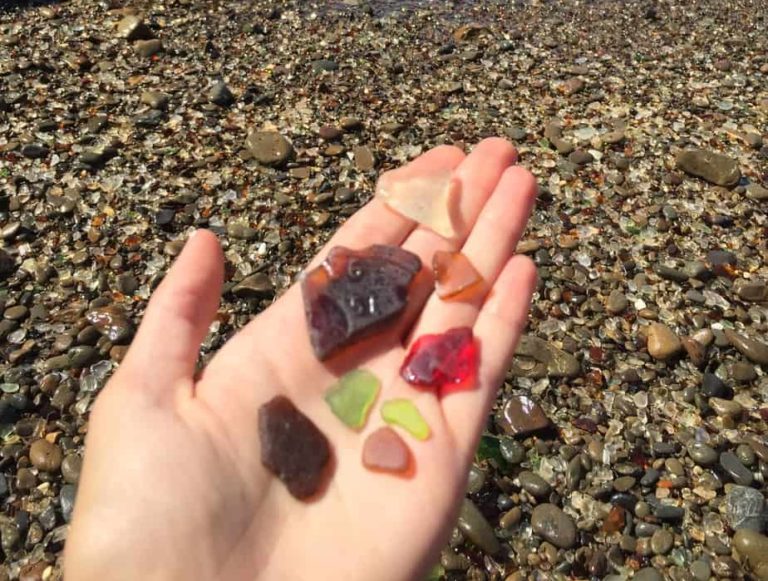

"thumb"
[119,229,224,399]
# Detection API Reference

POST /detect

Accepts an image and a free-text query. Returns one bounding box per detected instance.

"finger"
[120,230,224,397]
[305,145,466,270]
[400,137,518,340]
[408,166,538,334]
[442,255,538,462]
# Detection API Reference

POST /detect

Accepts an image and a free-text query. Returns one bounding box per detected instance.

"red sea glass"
[258,396,331,500]
[432,250,483,299]
[362,426,411,474]
[400,327,479,396]
[301,244,421,360]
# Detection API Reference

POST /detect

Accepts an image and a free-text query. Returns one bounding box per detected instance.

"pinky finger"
[442,255,538,463]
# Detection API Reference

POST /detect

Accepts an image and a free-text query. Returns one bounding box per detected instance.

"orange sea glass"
[432,250,483,299]
[362,426,411,474]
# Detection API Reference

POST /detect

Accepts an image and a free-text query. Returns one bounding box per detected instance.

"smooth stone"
[647,323,682,360]
[737,444,757,467]
[651,529,674,555]
[20,144,49,159]
[59,484,76,522]
[116,15,153,40]
[61,454,82,484]
[511,335,580,378]
[640,468,661,487]
[531,503,577,549]
[720,451,754,486]
[568,150,594,165]
[457,498,500,554]
[613,476,637,492]
[689,442,718,466]
[135,39,163,58]
[245,131,293,166]
[724,329,768,365]
[633,567,665,581]
[497,395,552,436]
[208,81,235,106]
[29,439,62,472]
[655,264,689,283]
[499,438,526,464]
[732,361,757,382]
[466,465,485,494]
[606,290,629,315]
[681,337,707,367]
[4,306,28,320]
[353,145,376,171]
[140,91,170,110]
[232,273,274,299]
[709,397,743,419]
[654,505,685,521]
[726,485,765,533]
[690,560,711,581]
[733,530,768,580]
[519,471,551,499]
[701,372,728,398]
[311,59,338,72]
[676,149,741,187]
[746,183,768,201]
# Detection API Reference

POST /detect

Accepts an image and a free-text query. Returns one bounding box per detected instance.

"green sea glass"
[324,369,381,430]
[381,399,431,440]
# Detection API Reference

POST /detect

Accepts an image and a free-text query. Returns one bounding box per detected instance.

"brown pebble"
[29,439,63,473]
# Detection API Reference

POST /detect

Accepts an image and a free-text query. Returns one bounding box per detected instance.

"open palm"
[65,138,538,581]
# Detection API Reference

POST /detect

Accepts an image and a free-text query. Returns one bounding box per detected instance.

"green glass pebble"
[324,369,381,430]
[381,398,431,440]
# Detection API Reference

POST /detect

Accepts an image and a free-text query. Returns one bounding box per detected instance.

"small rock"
[606,290,629,315]
[701,372,728,398]
[746,183,768,201]
[737,280,768,302]
[59,484,76,522]
[733,530,768,580]
[633,567,664,581]
[311,59,338,72]
[116,15,153,40]
[568,150,594,165]
[135,39,163,58]
[511,335,580,378]
[61,454,82,484]
[353,145,376,171]
[724,329,768,365]
[29,439,62,472]
[519,471,551,499]
[720,451,754,486]
[245,131,293,166]
[709,397,743,419]
[497,395,551,436]
[689,442,718,466]
[650,528,674,555]
[562,77,585,96]
[726,485,766,532]
[647,323,682,360]
[20,144,49,159]
[457,498,500,554]
[676,149,741,187]
[690,560,711,581]
[681,337,707,367]
[209,81,235,107]
[140,91,170,110]
[232,274,274,298]
[531,503,577,549]
[318,125,342,140]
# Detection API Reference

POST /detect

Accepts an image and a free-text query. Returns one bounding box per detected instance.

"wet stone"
[324,369,380,430]
[466,465,485,494]
[633,567,664,581]
[519,471,551,498]
[362,427,410,474]
[531,503,577,549]
[29,439,62,472]
[651,528,674,555]
[381,399,430,440]
[353,145,376,171]
[654,505,685,521]
[511,335,580,378]
[400,327,478,396]
[140,91,170,110]
[690,560,711,581]
[724,329,768,365]
[232,273,274,299]
[208,81,234,106]
[647,323,682,360]
[606,290,629,315]
[726,485,765,531]
[59,484,76,522]
[258,396,331,499]
[689,442,718,466]
[497,395,551,437]
[20,144,49,159]
[61,454,82,484]
[701,372,728,398]
[720,452,754,486]
[301,245,420,360]
[85,306,134,344]
[135,39,163,58]
[457,498,500,555]
[500,438,526,464]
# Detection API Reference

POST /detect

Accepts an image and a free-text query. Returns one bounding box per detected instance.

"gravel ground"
[1,0,767,579]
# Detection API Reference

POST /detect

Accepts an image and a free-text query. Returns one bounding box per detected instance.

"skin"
[64,138,539,581]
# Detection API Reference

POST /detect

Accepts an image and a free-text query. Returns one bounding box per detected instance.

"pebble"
[647,323,682,360]
[29,439,62,472]
[208,81,235,106]
[140,91,170,110]
[709,397,743,419]
[676,149,741,187]
[512,335,580,378]
[690,559,711,581]
[531,503,577,549]
[724,329,768,365]
[701,372,728,398]
[519,471,551,498]
[457,499,500,555]
[116,15,153,40]
[650,528,674,555]
[606,290,629,315]
[497,395,552,436]
[61,454,82,484]
[245,131,293,166]
[353,145,376,171]
[59,485,76,523]
[633,567,664,581]
[720,451,754,486]
[135,39,163,57]
[232,274,274,298]
[688,442,718,466]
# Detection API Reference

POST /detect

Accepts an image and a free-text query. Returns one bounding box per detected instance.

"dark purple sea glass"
[258,395,331,500]
[301,244,421,360]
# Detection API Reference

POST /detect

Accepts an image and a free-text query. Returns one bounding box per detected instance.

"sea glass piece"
[324,369,381,430]
[377,169,459,239]
[400,327,478,396]
[258,395,331,500]
[432,251,483,299]
[381,399,431,440]
[301,244,421,360]
[362,427,411,474]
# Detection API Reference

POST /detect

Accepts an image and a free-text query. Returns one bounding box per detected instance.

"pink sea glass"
[301,244,421,360]
[432,250,483,299]
[362,426,411,474]
[400,327,479,396]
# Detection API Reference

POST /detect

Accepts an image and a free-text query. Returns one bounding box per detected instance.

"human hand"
[64,138,538,581]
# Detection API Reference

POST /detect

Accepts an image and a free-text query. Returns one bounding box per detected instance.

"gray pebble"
[519,471,551,498]
[457,499,499,554]
[651,528,674,555]
[633,567,664,581]
[531,503,577,549]
[720,451,754,486]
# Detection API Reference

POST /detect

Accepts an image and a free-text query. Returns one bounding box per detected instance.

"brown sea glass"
[258,395,331,500]
[376,169,459,239]
[301,244,421,360]
[362,426,411,474]
[432,251,483,299]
